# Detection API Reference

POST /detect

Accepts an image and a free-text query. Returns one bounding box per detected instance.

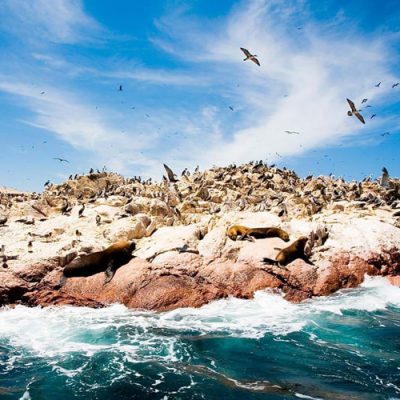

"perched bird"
[28,241,33,253]
[44,180,50,187]
[392,82,399,88]
[78,204,85,218]
[240,48,260,66]
[381,167,390,188]
[370,114,376,119]
[375,82,381,87]
[346,98,365,124]
[89,168,94,174]
[0,217,7,226]
[163,164,178,182]
[61,199,71,215]
[53,157,70,163]
[178,244,189,253]
[75,229,82,240]
[96,214,101,226]
[361,98,368,104]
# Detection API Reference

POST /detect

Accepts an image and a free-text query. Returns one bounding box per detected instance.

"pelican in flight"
[346,98,365,124]
[240,48,260,66]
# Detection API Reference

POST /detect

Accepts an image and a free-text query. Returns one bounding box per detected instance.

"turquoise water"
[1,276,400,400]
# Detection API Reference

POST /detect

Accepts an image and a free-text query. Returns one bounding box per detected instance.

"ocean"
[1,276,400,400]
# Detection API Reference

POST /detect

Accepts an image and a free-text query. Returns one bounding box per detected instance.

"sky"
[0,0,399,192]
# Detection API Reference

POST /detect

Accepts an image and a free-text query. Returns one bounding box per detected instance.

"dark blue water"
[1,276,400,400]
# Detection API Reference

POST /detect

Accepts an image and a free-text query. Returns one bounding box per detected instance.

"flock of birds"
[240,47,398,134]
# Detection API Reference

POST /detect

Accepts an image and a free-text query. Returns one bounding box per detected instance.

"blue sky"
[0,0,399,191]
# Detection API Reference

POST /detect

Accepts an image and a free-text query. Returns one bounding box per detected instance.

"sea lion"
[263,236,313,267]
[60,240,136,287]
[227,225,290,242]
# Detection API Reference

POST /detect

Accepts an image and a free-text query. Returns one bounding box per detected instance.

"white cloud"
[152,0,398,168]
[0,0,102,44]
[0,80,160,172]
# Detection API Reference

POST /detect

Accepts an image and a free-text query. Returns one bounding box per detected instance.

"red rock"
[2,248,400,311]
[0,271,32,306]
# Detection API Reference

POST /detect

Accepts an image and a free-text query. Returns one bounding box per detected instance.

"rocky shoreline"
[1,163,400,310]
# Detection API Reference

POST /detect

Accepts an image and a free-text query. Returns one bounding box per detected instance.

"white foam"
[19,391,31,400]
[0,276,399,369]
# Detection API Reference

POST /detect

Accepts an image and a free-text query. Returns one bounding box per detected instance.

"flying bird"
[240,48,260,66]
[375,82,381,87]
[118,85,123,91]
[53,157,70,163]
[163,164,178,182]
[370,114,376,119]
[361,98,368,104]
[381,132,390,137]
[392,82,399,88]
[284,130,300,135]
[346,98,365,124]
[229,106,234,111]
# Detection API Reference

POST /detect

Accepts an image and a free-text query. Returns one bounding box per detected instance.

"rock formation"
[1,162,400,311]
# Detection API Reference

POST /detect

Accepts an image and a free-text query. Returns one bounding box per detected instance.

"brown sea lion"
[263,236,313,267]
[60,240,136,287]
[227,225,290,242]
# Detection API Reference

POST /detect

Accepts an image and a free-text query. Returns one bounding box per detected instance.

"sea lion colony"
[0,163,399,280]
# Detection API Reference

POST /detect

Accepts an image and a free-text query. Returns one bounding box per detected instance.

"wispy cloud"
[151,0,398,167]
[0,0,102,45]
[0,79,158,170]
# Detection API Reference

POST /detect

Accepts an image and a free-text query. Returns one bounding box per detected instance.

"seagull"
[392,82,399,88]
[346,98,365,124]
[53,157,70,163]
[284,130,300,135]
[361,98,368,104]
[375,82,381,87]
[163,164,178,182]
[240,48,260,66]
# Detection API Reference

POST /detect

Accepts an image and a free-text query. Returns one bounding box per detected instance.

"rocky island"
[1,162,400,311]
